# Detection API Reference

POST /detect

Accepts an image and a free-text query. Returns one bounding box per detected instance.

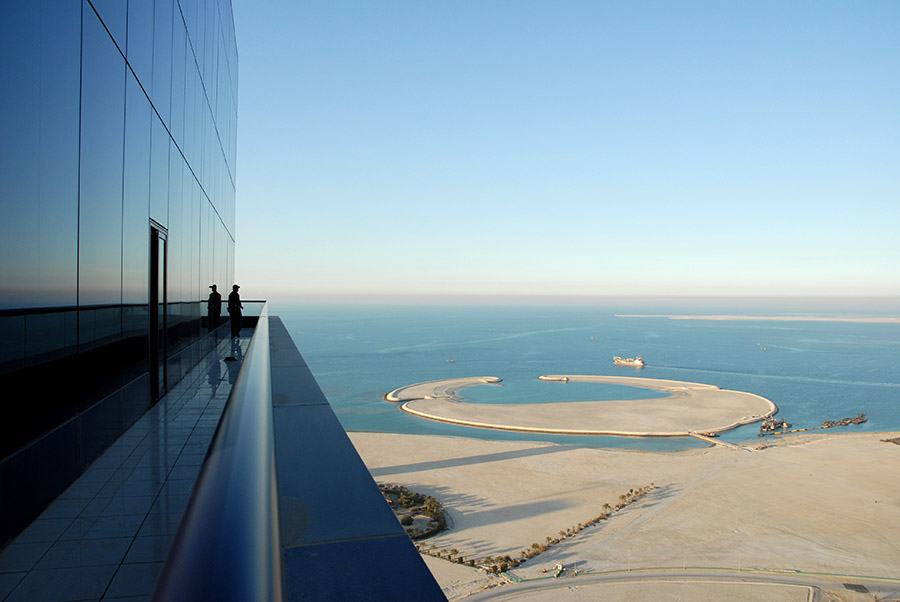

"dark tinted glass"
[0,316,26,373]
[122,303,149,381]
[25,312,68,366]
[79,306,123,351]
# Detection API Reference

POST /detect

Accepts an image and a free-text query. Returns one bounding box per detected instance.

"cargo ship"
[613,355,645,367]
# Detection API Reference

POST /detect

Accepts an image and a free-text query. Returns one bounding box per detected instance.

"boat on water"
[613,355,645,367]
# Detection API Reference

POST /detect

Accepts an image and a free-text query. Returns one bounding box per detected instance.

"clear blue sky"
[232,1,899,301]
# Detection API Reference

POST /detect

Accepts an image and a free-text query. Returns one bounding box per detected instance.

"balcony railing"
[152,301,283,601]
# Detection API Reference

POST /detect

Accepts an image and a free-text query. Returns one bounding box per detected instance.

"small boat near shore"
[613,355,645,367]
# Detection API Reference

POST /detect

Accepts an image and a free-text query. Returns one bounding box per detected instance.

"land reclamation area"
[351,431,900,601]
[386,375,777,437]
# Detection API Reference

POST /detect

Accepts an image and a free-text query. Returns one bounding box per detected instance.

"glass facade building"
[0,0,239,545]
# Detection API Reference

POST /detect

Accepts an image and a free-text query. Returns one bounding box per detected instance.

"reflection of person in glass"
[207,352,222,393]
[228,284,243,338]
[227,337,244,383]
[207,284,222,331]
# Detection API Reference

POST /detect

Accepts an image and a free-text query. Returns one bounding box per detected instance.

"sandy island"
[385,375,777,437]
[617,314,900,323]
[350,431,900,601]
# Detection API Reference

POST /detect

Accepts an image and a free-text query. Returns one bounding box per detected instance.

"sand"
[386,375,777,436]
[349,431,900,600]
[467,579,818,602]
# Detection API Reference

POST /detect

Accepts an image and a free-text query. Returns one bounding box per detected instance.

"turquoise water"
[274,301,900,450]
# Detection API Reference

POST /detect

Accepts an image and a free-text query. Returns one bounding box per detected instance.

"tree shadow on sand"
[427,483,680,569]
[368,444,581,477]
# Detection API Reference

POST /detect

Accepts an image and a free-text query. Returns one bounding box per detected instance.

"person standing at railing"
[228,284,243,338]
[207,284,222,331]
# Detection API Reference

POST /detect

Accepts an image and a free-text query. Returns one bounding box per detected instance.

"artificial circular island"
[384,375,777,437]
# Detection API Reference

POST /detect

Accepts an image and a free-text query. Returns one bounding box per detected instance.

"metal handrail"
[152,302,283,601]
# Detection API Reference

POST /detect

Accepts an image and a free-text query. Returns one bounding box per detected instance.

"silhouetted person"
[228,284,243,338]
[207,284,222,331]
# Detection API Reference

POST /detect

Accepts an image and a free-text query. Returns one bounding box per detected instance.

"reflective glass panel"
[78,9,125,306]
[123,72,151,305]
[89,0,127,51]
[0,0,80,309]
[126,0,153,89]
[170,17,187,149]
[25,312,67,365]
[150,115,170,225]
[168,153,184,302]
[181,155,196,300]
[0,0,40,306]
[152,0,174,122]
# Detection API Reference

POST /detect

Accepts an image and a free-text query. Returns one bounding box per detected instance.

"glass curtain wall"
[0,0,238,546]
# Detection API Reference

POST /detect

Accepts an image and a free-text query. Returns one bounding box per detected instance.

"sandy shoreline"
[386,375,777,437]
[349,431,900,600]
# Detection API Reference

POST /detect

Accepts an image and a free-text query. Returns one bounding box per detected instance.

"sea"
[273,299,900,451]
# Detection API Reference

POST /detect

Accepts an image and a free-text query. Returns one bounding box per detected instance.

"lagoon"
[274,300,900,450]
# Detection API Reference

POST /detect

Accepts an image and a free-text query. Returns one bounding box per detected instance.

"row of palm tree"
[407,482,657,575]
[416,543,477,567]
[479,483,657,574]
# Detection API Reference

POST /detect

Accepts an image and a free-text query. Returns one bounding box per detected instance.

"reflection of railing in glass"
[201,299,266,330]
[0,299,228,544]
[0,300,242,460]
[238,300,267,329]
[0,304,149,458]
[239,300,267,319]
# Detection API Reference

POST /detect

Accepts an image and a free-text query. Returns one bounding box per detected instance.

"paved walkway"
[0,333,250,602]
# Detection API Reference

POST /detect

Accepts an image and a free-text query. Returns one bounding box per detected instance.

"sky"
[232,1,899,302]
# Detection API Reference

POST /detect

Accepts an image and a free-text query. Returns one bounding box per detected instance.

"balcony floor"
[0,333,252,602]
